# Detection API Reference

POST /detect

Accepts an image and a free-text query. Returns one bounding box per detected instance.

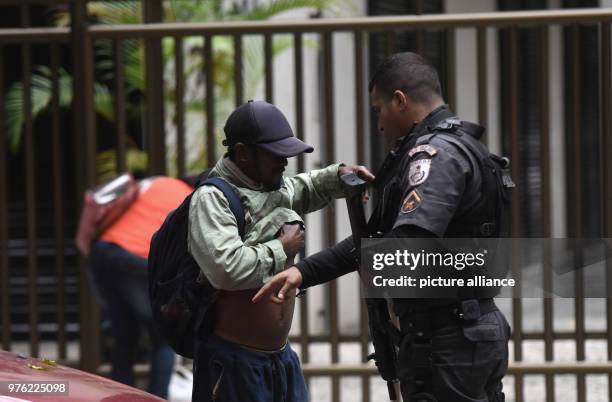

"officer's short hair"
[368,52,442,104]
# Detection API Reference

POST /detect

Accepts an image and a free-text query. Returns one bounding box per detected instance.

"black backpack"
[148,171,245,358]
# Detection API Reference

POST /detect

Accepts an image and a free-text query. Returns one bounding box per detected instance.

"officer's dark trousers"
[397,310,510,402]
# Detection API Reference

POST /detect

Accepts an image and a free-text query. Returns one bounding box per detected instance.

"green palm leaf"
[88,1,141,25]
[4,0,335,175]
[4,67,113,152]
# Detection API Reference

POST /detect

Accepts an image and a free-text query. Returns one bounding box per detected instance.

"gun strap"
[383,317,403,348]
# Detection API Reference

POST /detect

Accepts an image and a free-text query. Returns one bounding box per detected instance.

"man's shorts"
[192,335,309,402]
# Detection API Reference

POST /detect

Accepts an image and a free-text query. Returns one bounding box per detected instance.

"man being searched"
[188,100,374,402]
[254,53,513,401]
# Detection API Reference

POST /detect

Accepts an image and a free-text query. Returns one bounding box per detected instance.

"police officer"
[253,52,511,402]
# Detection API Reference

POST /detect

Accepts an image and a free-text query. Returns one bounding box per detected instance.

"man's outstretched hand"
[338,164,375,182]
[252,267,303,304]
[338,164,375,203]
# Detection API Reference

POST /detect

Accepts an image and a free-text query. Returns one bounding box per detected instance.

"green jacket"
[188,157,344,290]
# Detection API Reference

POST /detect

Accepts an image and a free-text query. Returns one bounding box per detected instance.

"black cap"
[223,100,314,158]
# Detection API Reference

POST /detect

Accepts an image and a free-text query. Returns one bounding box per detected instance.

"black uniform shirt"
[296,105,485,288]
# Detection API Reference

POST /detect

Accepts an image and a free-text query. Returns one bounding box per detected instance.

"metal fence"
[1,2,612,401]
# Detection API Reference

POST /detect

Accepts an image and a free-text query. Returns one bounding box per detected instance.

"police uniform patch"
[408,144,437,158]
[401,190,422,213]
[408,159,431,186]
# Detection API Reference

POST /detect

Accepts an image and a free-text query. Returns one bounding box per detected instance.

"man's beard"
[264,177,283,191]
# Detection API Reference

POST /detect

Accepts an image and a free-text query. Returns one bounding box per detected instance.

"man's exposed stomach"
[214,288,296,350]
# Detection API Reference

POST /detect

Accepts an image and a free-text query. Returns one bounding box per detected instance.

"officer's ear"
[392,90,408,111]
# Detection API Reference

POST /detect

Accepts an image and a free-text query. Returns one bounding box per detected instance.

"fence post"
[143,0,166,175]
[71,0,100,373]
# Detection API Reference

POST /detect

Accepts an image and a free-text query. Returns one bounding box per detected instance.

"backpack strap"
[202,177,246,238]
[194,169,212,187]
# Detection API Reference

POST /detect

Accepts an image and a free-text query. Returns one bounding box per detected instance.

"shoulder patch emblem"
[401,190,422,214]
[408,159,431,186]
[408,144,437,158]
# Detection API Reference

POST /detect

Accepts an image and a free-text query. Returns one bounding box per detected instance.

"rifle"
[340,173,398,401]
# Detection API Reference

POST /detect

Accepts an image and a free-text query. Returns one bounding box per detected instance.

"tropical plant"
[4,0,332,181]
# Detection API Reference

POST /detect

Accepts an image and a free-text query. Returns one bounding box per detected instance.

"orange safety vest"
[100,177,192,259]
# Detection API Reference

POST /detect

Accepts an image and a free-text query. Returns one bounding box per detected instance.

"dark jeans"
[192,335,309,402]
[89,241,175,399]
[397,310,510,402]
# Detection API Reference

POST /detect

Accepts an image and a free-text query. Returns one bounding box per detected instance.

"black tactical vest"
[369,116,513,240]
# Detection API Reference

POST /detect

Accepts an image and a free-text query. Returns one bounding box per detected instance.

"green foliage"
[237,0,328,20]
[4,67,113,152]
[97,148,148,182]
[4,0,333,178]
